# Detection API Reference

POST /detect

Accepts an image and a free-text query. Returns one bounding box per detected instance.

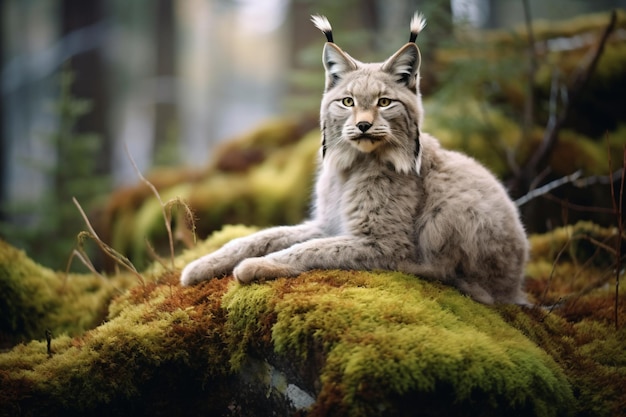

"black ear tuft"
[409,11,427,43]
[311,15,334,43]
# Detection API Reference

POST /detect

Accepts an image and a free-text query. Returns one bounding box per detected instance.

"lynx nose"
[356,121,372,132]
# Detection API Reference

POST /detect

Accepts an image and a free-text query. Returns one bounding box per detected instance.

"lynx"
[181,12,529,304]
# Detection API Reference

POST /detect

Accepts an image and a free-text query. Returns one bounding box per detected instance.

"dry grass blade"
[124,143,176,268]
[166,196,197,248]
[72,198,145,286]
[540,232,572,308]
[144,237,169,270]
[63,247,106,292]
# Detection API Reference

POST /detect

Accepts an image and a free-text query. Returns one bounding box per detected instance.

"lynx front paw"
[180,259,207,286]
[233,257,300,284]
[180,257,230,286]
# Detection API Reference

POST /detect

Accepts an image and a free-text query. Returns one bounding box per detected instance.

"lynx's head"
[312,13,426,174]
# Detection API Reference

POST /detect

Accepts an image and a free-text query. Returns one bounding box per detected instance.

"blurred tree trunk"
[60,0,110,176]
[153,0,178,164]
[0,0,5,222]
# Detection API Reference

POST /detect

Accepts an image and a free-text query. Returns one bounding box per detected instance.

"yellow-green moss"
[2,222,624,416]
[225,271,574,416]
[0,240,136,345]
[0,271,234,416]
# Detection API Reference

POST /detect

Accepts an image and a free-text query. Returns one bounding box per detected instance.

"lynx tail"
[311,15,333,43]
[409,11,427,43]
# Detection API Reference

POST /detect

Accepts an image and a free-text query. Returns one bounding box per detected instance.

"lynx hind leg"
[455,280,495,305]
[396,261,523,305]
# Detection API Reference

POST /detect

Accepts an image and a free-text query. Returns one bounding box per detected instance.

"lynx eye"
[341,97,354,107]
[377,98,392,107]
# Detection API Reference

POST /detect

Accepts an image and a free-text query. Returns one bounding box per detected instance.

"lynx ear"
[322,43,358,91]
[382,43,421,91]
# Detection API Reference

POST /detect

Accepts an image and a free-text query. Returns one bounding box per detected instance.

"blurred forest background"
[1,0,625,271]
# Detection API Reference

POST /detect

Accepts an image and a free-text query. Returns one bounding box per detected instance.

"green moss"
[0,240,135,345]
[0,271,234,416]
[2,223,624,416]
[224,271,574,416]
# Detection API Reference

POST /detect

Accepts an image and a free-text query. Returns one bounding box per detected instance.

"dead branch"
[512,10,617,194]
[572,168,623,187]
[515,170,582,206]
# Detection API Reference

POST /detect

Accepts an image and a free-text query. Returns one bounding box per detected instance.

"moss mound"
[0,239,136,347]
[8,224,625,416]
[225,271,574,417]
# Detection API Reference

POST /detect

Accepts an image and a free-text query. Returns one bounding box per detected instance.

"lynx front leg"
[180,223,324,286]
[234,236,407,283]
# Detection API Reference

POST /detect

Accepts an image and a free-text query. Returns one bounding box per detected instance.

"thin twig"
[515,170,582,206]
[608,141,625,330]
[542,194,616,215]
[572,168,623,187]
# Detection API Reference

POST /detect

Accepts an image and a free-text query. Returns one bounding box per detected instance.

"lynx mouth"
[352,134,383,143]
[349,134,385,153]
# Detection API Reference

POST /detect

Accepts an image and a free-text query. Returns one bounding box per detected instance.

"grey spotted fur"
[181,12,528,304]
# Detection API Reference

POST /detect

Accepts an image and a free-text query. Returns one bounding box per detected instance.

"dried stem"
[608,140,625,330]
[539,233,572,307]
[124,143,175,268]
[72,197,145,286]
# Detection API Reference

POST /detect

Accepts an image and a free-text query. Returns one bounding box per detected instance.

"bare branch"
[513,10,617,194]
[515,170,582,206]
